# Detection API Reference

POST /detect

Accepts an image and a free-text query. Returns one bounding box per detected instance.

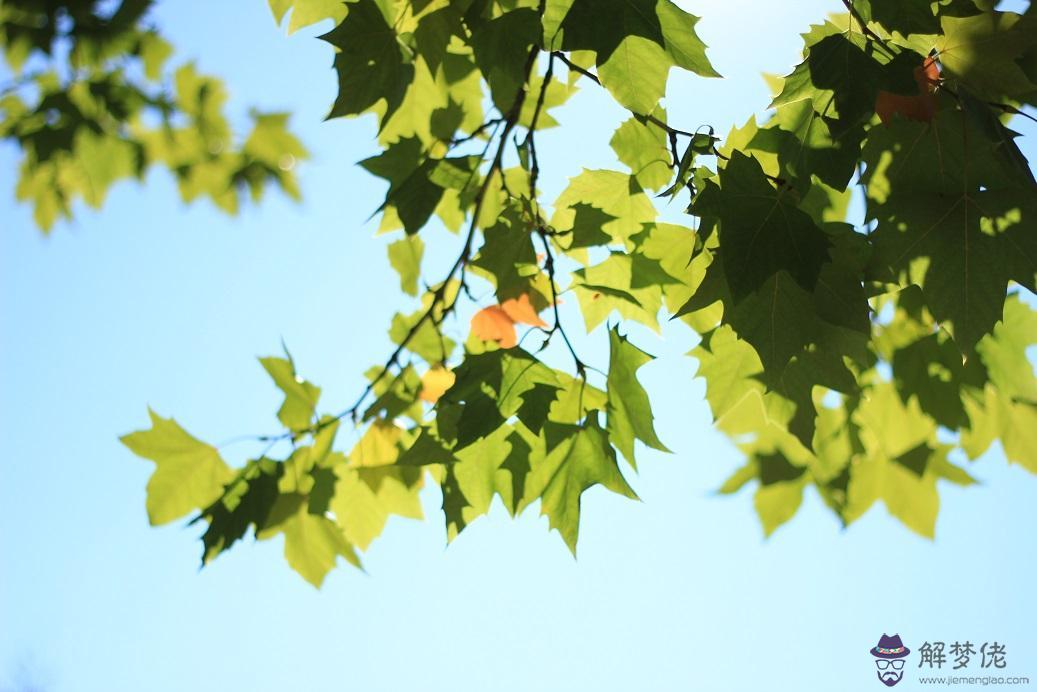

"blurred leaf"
[121,409,233,526]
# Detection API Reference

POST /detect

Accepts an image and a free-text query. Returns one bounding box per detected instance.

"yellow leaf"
[420,366,456,403]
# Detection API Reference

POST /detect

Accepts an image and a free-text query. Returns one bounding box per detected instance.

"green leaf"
[452,425,516,519]
[259,355,321,431]
[555,204,614,249]
[858,0,945,35]
[727,271,820,376]
[121,409,233,526]
[855,382,936,460]
[470,8,540,109]
[443,349,560,432]
[754,476,806,537]
[753,99,865,191]
[196,457,283,564]
[389,303,454,364]
[388,235,425,296]
[892,333,985,428]
[412,7,464,73]
[549,373,608,424]
[937,12,1037,102]
[332,464,423,550]
[771,32,883,129]
[631,222,699,285]
[717,460,757,495]
[269,0,348,34]
[610,115,673,191]
[606,326,669,467]
[572,252,664,332]
[931,451,978,487]
[61,0,1037,579]
[542,0,576,47]
[360,138,450,234]
[435,423,536,538]
[963,385,1037,472]
[881,456,940,539]
[557,0,718,113]
[259,494,362,587]
[692,325,765,422]
[241,112,309,200]
[707,152,831,301]
[975,294,1037,404]
[812,224,871,334]
[469,210,540,298]
[439,464,471,541]
[864,106,1037,352]
[321,0,415,122]
[519,418,639,554]
[551,169,657,247]
[518,71,576,130]
[851,383,941,537]
[871,195,1009,353]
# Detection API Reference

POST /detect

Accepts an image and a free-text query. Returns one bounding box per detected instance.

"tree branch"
[839,0,891,48]
[521,50,555,210]
[449,117,504,147]
[250,43,544,446]
[535,228,587,379]
[550,52,697,138]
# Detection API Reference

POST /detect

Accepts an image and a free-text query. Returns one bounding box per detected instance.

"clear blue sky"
[2,1,1036,691]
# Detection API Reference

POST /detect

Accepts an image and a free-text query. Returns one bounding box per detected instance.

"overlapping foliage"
[0,0,306,230]
[6,0,1037,587]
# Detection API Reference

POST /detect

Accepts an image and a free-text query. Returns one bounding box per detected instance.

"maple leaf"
[471,305,519,348]
[519,418,639,554]
[419,366,456,404]
[500,293,548,328]
[470,293,549,348]
[74,0,1037,579]
[120,409,233,526]
[875,57,940,125]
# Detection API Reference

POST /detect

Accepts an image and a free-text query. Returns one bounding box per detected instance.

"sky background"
[2,1,1036,690]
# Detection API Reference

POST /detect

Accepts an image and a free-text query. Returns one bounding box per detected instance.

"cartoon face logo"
[871,634,911,687]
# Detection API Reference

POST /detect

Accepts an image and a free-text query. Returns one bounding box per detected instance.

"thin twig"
[988,102,1037,126]
[535,228,587,378]
[550,51,698,139]
[449,117,504,147]
[667,130,680,170]
[939,83,1037,127]
[247,44,544,447]
[839,0,891,48]
[522,50,556,209]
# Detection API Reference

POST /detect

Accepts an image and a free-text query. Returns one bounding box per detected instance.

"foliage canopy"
[5,0,1037,587]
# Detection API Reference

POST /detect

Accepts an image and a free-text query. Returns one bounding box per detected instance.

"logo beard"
[877,670,903,687]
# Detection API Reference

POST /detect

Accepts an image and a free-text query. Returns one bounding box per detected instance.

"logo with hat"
[871,634,911,687]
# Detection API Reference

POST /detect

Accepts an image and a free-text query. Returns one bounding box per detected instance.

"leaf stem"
[449,117,504,147]
[535,228,587,379]
[521,50,556,210]
[839,0,891,49]
[249,43,545,446]
[550,51,698,138]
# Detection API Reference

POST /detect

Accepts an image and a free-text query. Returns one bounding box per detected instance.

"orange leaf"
[876,91,936,124]
[916,56,940,93]
[500,293,548,328]
[471,306,517,348]
[875,57,940,125]
[420,366,456,404]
